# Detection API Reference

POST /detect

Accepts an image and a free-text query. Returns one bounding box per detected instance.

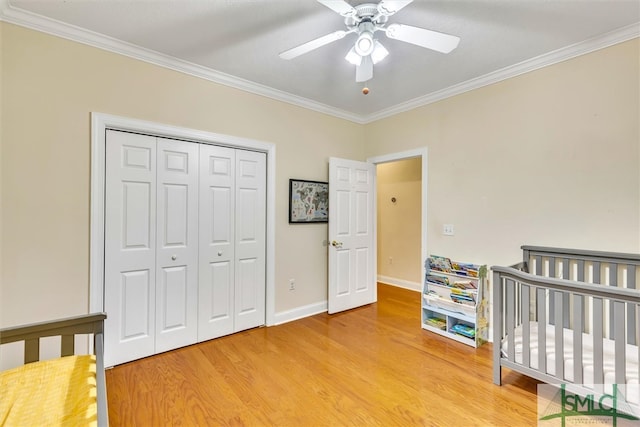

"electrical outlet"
[289,279,295,291]
[443,224,455,236]
[389,257,393,265]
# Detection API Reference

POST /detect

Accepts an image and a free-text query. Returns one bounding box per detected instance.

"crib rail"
[493,267,640,384]
[0,313,106,363]
[521,246,640,265]
[0,313,108,427]
[493,264,640,410]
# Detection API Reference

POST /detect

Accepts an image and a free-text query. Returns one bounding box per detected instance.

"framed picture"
[289,179,329,223]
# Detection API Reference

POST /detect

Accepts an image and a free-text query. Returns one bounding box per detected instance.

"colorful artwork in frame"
[289,179,328,223]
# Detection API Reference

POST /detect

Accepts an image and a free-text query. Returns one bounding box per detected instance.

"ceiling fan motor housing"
[344,3,388,29]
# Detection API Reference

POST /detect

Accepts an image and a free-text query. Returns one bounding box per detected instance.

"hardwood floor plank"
[106,284,539,426]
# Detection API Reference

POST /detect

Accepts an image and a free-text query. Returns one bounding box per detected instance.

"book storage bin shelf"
[422,256,489,347]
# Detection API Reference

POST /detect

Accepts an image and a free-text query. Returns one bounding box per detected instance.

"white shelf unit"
[421,256,489,347]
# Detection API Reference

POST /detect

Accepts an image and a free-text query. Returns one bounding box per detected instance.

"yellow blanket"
[0,355,97,426]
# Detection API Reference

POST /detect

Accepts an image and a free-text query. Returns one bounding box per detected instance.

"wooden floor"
[106,284,540,426]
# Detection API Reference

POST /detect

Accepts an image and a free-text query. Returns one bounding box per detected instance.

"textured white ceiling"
[4,0,640,121]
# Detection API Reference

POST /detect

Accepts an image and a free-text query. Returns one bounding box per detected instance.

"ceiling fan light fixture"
[370,40,389,64]
[354,31,374,56]
[280,0,461,84]
[345,47,362,66]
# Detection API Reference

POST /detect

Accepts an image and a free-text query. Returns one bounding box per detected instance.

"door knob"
[218,251,223,256]
[331,240,343,249]
[171,255,177,261]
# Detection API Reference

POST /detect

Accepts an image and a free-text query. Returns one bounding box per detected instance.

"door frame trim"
[89,113,277,327]
[367,148,428,293]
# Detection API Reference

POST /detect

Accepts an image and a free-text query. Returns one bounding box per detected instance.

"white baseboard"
[271,278,421,326]
[377,275,421,292]
[272,301,327,326]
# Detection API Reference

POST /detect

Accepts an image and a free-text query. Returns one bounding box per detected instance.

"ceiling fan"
[279,0,460,83]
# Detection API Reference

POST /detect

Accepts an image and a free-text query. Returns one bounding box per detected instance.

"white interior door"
[198,145,236,341]
[155,138,199,353]
[234,150,266,332]
[328,157,376,314]
[105,131,157,366]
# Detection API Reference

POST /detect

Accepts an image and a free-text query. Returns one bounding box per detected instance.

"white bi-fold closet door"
[104,130,266,367]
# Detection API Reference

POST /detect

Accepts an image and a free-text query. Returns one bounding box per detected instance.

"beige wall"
[376,158,422,284]
[1,22,639,327]
[0,23,365,327]
[365,38,640,268]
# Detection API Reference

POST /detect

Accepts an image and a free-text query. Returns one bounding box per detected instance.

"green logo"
[539,384,639,426]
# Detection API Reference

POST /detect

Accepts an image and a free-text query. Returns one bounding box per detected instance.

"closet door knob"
[218,251,223,256]
[171,255,177,261]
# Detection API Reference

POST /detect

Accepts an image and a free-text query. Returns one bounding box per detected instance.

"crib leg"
[493,363,502,385]
[492,270,503,386]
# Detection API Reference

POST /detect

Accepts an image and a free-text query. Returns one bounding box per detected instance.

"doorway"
[368,148,427,293]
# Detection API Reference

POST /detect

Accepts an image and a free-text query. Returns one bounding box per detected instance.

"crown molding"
[1,0,637,125]
[365,22,640,123]
[0,0,367,124]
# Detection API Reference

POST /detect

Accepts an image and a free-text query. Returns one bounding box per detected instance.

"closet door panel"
[105,131,157,367]
[199,145,236,341]
[208,261,233,320]
[120,270,152,339]
[155,139,199,353]
[234,151,266,332]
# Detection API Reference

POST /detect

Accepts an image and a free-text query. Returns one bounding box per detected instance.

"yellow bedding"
[0,355,97,426]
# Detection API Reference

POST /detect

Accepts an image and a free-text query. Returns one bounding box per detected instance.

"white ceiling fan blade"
[356,55,373,82]
[317,0,357,17]
[385,23,460,53]
[279,30,347,60]
[377,0,414,16]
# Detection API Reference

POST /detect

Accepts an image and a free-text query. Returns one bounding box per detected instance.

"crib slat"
[492,270,503,385]
[537,288,547,374]
[554,291,564,380]
[561,258,569,280]
[593,262,601,284]
[562,259,571,328]
[577,260,587,333]
[534,256,542,276]
[522,285,530,368]
[613,301,626,388]
[609,264,618,338]
[506,279,515,362]
[573,294,583,383]
[592,262,601,337]
[61,334,75,357]
[577,260,585,282]
[516,283,522,326]
[549,259,556,325]
[593,297,604,384]
[548,257,556,278]
[627,265,637,345]
[24,338,39,364]
[549,258,571,328]
[533,256,543,326]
